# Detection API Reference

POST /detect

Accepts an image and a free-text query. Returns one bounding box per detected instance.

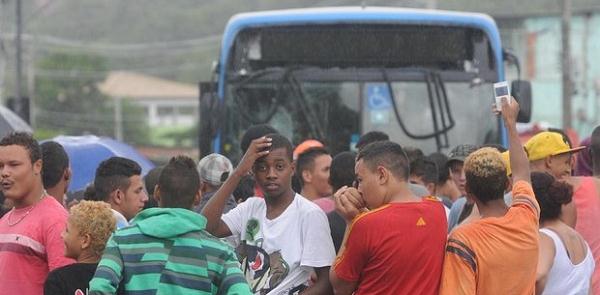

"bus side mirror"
[511,80,532,123]
[198,82,222,159]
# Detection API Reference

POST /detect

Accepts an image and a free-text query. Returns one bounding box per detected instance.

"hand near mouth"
[334,186,367,223]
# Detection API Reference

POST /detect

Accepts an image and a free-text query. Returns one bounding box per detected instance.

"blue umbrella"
[48,135,155,192]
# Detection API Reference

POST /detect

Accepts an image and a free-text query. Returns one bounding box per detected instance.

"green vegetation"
[34,52,151,145]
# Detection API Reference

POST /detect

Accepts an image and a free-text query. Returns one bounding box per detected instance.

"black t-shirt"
[44,263,98,295]
[327,211,347,254]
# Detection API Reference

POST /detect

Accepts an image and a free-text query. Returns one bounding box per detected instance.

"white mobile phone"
[493,81,510,111]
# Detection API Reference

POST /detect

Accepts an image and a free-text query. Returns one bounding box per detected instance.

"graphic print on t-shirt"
[239,218,293,294]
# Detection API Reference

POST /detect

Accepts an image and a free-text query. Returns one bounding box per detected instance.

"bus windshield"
[220,67,498,162]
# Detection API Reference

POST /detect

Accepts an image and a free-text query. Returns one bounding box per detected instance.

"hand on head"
[235,136,272,177]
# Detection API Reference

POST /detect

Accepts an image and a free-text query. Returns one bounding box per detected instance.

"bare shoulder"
[538,230,556,257]
[539,231,554,247]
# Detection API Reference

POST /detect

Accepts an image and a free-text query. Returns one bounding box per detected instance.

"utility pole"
[114,97,123,141]
[561,0,572,129]
[582,13,591,127]
[27,37,35,127]
[426,0,437,9]
[14,0,24,120]
[0,0,7,103]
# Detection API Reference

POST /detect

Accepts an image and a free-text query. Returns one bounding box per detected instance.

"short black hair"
[296,147,330,185]
[404,146,424,163]
[83,183,96,201]
[428,152,450,184]
[144,166,163,197]
[241,124,279,154]
[265,133,293,161]
[404,146,425,178]
[41,141,69,188]
[0,132,41,163]
[421,157,439,185]
[158,155,199,209]
[531,172,573,222]
[143,166,162,209]
[329,151,356,192]
[94,157,142,202]
[357,141,409,181]
[356,131,389,151]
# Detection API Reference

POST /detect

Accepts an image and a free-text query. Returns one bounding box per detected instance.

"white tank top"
[540,228,596,295]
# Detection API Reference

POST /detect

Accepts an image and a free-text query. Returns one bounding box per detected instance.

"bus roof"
[220,7,502,66]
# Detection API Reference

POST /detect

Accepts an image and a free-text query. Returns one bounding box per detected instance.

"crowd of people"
[1,98,600,294]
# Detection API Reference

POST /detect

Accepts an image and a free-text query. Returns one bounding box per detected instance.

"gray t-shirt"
[447,192,513,233]
[409,183,430,197]
[194,191,237,215]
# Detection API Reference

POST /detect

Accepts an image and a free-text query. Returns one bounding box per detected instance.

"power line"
[1,33,221,52]
[8,62,204,79]
[33,42,218,57]
[36,108,149,123]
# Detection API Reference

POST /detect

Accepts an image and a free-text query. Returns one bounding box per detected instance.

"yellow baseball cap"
[524,131,585,162]
[501,151,511,176]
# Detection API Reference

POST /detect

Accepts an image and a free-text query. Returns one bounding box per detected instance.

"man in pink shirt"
[0,132,74,294]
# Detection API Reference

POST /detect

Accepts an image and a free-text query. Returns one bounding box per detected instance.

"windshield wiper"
[231,67,326,140]
[285,68,327,140]
[381,68,455,151]
[428,71,455,149]
[232,68,284,125]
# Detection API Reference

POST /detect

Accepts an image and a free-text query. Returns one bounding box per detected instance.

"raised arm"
[202,136,271,237]
[499,97,530,184]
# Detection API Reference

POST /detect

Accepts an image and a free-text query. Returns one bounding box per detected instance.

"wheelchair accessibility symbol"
[365,83,392,110]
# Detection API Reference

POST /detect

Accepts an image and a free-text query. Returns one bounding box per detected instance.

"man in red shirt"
[329,141,447,295]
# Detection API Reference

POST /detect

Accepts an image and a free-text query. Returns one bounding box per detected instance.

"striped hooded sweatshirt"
[89,208,251,294]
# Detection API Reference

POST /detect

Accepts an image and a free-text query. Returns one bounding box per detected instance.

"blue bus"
[199,7,531,161]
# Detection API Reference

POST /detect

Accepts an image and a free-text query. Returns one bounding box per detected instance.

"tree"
[35,52,150,144]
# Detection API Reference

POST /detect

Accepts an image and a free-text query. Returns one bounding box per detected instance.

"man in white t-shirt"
[202,133,335,295]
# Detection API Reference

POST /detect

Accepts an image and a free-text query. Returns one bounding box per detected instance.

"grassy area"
[148,125,196,148]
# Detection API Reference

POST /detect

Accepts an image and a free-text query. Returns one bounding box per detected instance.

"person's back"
[442,186,539,294]
[90,156,250,294]
[539,228,594,295]
[92,209,247,293]
[336,197,446,294]
[570,176,600,293]
[440,98,539,295]
[530,172,594,295]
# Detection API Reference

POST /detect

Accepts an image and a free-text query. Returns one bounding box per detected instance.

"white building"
[98,71,198,127]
